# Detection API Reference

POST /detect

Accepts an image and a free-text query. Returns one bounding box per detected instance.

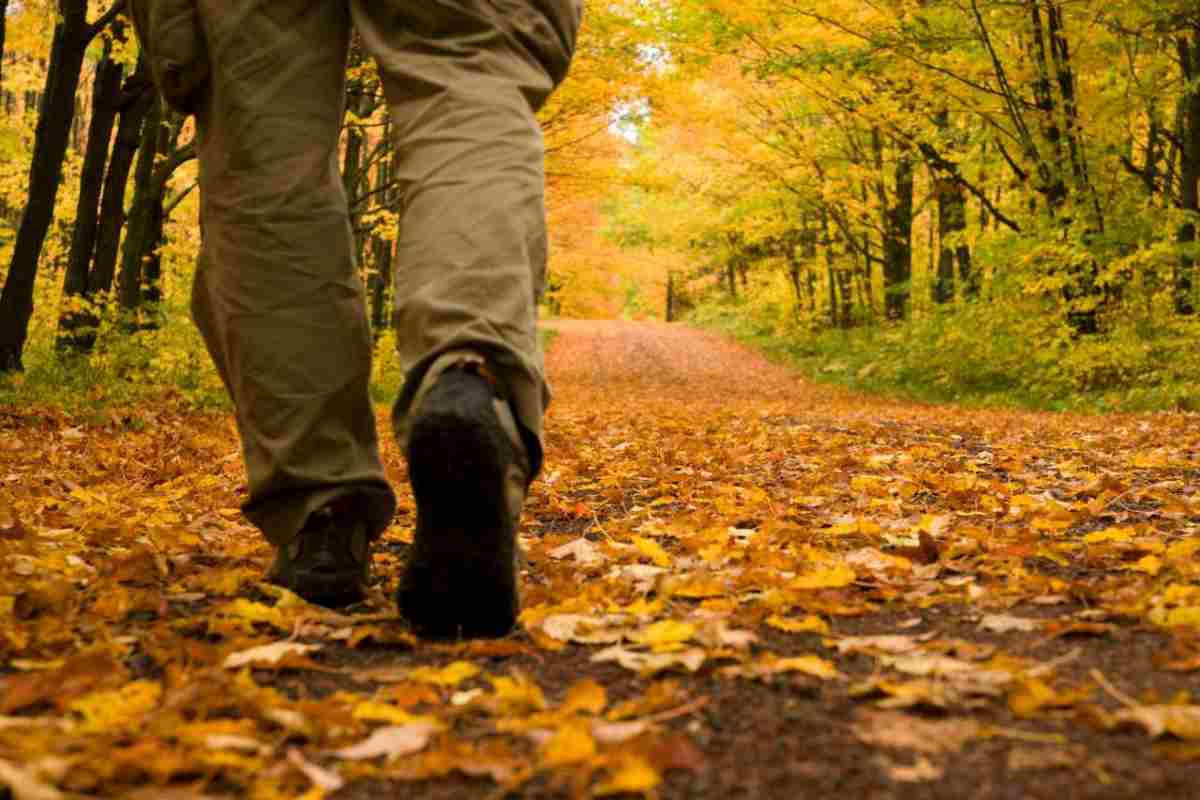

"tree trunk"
[1026,0,1067,210]
[883,153,914,321]
[369,235,393,336]
[665,271,675,322]
[0,0,92,371]
[88,71,151,307]
[820,207,838,327]
[118,95,163,315]
[1177,29,1200,317]
[57,35,124,352]
[933,174,972,303]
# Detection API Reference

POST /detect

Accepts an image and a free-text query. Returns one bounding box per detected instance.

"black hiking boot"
[267,501,371,608]
[398,366,520,639]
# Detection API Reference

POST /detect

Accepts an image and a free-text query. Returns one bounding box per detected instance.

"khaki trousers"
[183,1,579,546]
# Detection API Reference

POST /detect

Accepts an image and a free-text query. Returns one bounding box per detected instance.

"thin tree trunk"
[883,152,915,321]
[57,36,124,352]
[88,71,151,305]
[819,207,839,327]
[118,95,163,315]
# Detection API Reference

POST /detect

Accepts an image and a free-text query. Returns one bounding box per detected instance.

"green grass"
[690,302,1200,415]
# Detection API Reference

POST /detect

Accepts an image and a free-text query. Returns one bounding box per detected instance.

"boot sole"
[268,565,366,609]
[399,408,518,639]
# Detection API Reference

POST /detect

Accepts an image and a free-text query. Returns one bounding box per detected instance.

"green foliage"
[1,292,411,413]
[0,294,229,412]
[692,292,1200,414]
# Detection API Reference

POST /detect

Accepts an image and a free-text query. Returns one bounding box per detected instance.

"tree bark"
[88,71,151,302]
[0,0,93,371]
[883,152,915,321]
[118,95,163,314]
[57,35,125,352]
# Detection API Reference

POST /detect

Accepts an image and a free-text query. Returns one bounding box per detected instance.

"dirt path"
[2,320,1200,799]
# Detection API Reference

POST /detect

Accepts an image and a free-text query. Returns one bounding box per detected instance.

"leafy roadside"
[689,301,1200,415]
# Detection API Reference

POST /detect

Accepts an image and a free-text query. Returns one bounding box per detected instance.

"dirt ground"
[2,320,1200,799]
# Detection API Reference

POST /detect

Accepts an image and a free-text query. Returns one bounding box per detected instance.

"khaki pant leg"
[350,0,582,478]
[191,0,397,547]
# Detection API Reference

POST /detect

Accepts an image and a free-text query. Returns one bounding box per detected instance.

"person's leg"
[190,0,397,603]
[351,0,580,635]
[352,0,581,477]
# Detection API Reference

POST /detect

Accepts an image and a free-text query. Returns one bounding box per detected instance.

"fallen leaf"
[287,748,344,792]
[632,536,672,567]
[592,719,650,744]
[223,642,322,670]
[331,722,440,761]
[879,754,943,782]
[1007,746,1080,771]
[766,615,830,635]
[541,614,627,644]
[407,661,481,687]
[563,679,607,715]
[595,755,661,795]
[1113,705,1200,739]
[541,720,596,767]
[0,758,63,800]
[851,710,979,754]
[634,620,696,650]
[979,614,1039,634]
[549,538,606,566]
[790,563,856,590]
[591,646,706,675]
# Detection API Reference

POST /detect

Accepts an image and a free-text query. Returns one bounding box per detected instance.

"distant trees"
[622,0,1200,335]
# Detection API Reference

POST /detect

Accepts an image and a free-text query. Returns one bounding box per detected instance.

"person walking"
[131,0,580,638]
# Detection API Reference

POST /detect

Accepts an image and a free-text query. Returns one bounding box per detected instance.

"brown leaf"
[851,710,979,754]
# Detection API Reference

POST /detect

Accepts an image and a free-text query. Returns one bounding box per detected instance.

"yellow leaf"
[1007,678,1088,717]
[918,515,950,536]
[353,701,434,727]
[541,721,596,767]
[218,598,287,629]
[789,563,856,590]
[1166,607,1200,627]
[408,661,480,687]
[1131,555,1162,576]
[1168,540,1200,561]
[770,655,843,680]
[68,680,161,733]
[851,475,885,494]
[489,674,547,714]
[1084,527,1135,545]
[595,755,662,795]
[672,577,726,599]
[632,536,672,567]
[766,615,830,635]
[635,620,696,650]
[563,679,607,715]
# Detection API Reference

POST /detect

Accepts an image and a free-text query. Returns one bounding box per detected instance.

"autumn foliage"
[2,1,1200,798]
[3,322,1200,798]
